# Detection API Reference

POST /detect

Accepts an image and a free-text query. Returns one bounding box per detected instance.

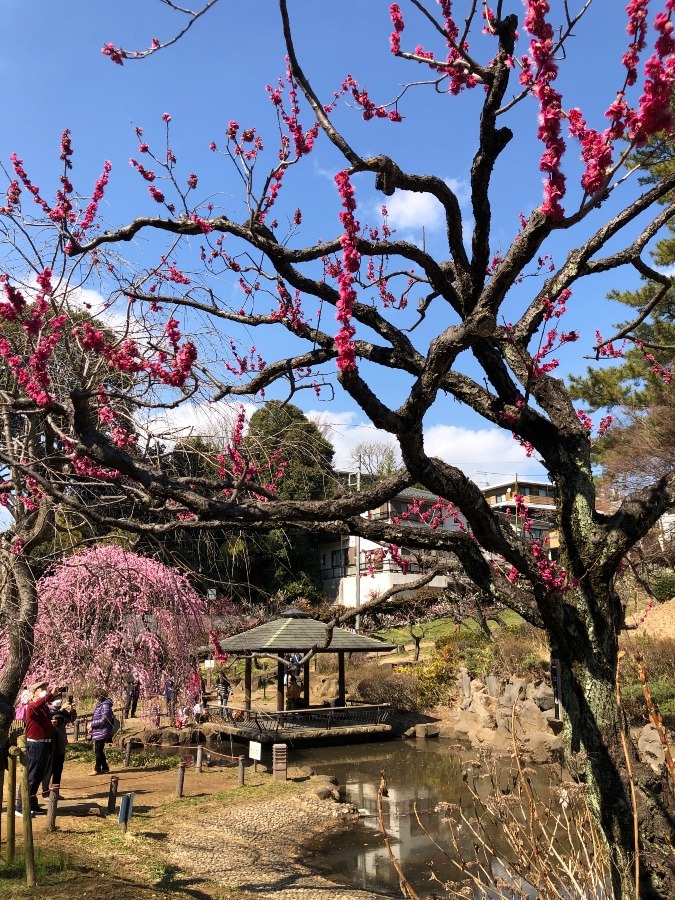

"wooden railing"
[212,702,391,736]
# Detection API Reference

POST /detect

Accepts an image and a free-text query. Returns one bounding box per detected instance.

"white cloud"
[384,177,470,233]
[424,423,546,485]
[143,399,257,445]
[308,409,547,484]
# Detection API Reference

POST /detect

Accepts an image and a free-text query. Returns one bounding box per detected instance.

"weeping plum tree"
[0,545,207,694]
[1,1,675,895]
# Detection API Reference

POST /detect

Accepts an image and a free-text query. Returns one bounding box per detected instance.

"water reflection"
[295,740,504,896]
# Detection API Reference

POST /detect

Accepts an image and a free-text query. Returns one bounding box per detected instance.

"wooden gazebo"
[217,608,396,713]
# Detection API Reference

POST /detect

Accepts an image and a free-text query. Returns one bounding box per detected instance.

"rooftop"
[217,608,396,654]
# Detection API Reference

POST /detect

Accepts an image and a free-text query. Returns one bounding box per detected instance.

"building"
[319,478,558,608]
[320,487,467,608]
[481,477,557,545]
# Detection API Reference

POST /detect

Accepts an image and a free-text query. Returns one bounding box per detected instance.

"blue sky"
[0,1,656,484]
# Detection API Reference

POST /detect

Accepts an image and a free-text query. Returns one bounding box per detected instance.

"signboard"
[203,659,215,669]
[248,740,262,762]
[118,791,135,825]
[207,589,217,602]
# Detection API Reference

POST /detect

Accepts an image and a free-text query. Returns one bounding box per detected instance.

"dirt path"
[2,753,385,899]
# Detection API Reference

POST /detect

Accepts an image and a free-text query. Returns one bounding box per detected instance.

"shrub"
[350,665,425,712]
[435,623,549,680]
[412,655,456,708]
[650,570,675,602]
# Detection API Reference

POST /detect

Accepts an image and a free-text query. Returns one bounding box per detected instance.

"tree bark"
[551,591,675,899]
[0,550,39,771]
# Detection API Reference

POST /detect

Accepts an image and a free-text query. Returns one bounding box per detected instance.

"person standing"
[286,676,302,710]
[88,690,114,776]
[15,680,66,816]
[124,676,141,718]
[41,695,77,796]
[163,677,176,720]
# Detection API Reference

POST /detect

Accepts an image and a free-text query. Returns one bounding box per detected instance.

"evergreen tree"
[244,401,336,501]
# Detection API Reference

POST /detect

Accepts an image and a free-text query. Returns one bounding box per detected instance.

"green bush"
[650,570,675,602]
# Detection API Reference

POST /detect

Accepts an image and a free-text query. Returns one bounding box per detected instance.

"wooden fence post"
[7,746,18,862]
[196,745,203,773]
[46,787,60,832]
[124,739,133,767]
[107,776,119,813]
[238,755,245,787]
[19,740,36,887]
[175,761,186,798]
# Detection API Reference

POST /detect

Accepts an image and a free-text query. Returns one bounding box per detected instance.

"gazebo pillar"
[276,657,285,713]
[303,658,310,707]
[338,651,346,706]
[244,656,252,711]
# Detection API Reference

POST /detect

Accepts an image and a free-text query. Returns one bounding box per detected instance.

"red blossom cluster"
[215,406,288,499]
[72,320,197,389]
[334,170,360,372]
[389,0,478,96]
[519,0,675,218]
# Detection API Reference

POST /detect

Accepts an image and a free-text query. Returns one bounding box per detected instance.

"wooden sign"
[248,740,262,762]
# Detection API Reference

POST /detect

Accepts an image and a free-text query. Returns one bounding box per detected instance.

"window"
[331,548,348,569]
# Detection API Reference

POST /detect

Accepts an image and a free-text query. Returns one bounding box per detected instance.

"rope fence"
[3,727,265,887]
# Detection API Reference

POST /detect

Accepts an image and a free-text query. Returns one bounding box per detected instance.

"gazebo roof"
[217,608,396,654]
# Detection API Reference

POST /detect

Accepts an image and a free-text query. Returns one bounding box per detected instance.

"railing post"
[196,745,203,773]
[124,739,133,767]
[107,775,119,813]
[7,746,18,862]
[46,787,60,831]
[176,761,186,798]
[238,755,245,786]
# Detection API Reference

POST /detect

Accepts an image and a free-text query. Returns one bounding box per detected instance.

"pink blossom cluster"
[101,42,124,65]
[74,320,198,389]
[79,160,112,234]
[223,339,266,378]
[11,545,207,691]
[215,406,288,499]
[520,0,566,219]
[636,339,674,384]
[64,439,121,481]
[594,331,627,358]
[389,3,405,54]
[334,171,360,372]
[271,282,307,333]
[0,269,68,407]
[209,629,230,663]
[341,73,403,122]
[392,0,478,95]
[391,496,467,532]
[519,1,675,217]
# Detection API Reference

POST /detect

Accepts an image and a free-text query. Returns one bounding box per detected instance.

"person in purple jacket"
[88,689,114,775]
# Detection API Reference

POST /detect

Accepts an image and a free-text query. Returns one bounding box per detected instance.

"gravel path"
[166,788,390,899]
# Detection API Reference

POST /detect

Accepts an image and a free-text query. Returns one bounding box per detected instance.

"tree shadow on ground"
[153,865,213,899]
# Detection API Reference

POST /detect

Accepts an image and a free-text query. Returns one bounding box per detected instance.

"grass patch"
[66,742,181,769]
[0,849,70,882]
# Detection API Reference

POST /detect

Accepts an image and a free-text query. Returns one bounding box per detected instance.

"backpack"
[108,714,121,741]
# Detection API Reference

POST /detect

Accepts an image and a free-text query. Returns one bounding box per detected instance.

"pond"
[290,739,556,898]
